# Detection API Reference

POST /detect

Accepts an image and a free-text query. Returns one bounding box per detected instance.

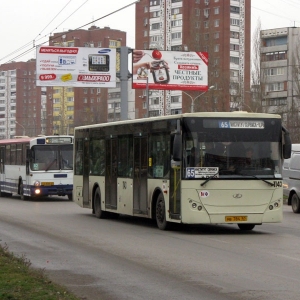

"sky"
[1,0,300,64]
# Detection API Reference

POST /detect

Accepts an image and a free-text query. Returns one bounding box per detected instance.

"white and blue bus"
[0,135,73,200]
[73,112,291,230]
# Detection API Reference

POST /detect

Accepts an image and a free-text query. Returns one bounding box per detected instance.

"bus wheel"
[156,193,169,230]
[67,194,73,201]
[94,187,107,219]
[20,181,29,201]
[291,193,300,213]
[238,224,255,231]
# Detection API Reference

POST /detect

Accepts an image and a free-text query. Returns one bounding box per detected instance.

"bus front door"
[105,138,117,209]
[133,136,148,215]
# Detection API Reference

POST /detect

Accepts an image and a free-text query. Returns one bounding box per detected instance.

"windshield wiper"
[201,172,219,186]
[235,172,274,186]
[200,172,274,187]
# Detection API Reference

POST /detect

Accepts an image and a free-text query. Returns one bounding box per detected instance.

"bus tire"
[94,187,107,219]
[156,193,169,230]
[291,193,300,213]
[19,181,29,201]
[67,194,73,201]
[238,224,255,231]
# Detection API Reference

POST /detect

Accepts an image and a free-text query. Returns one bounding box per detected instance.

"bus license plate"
[225,216,247,222]
[41,182,54,186]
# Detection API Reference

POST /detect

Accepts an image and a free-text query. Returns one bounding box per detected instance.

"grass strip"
[0,243,81,300]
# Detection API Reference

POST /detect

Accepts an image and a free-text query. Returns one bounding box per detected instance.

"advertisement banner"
[132,50,208,91]
[36,46,116,87]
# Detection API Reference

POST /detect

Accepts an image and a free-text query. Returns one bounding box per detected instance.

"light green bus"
[73,112,291,230]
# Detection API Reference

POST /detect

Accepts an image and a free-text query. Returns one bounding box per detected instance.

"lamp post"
[182,85,215,113]
[138,76,150,117]
[15,121,25,136]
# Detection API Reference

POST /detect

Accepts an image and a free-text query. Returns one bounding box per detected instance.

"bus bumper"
[30,185,73,197]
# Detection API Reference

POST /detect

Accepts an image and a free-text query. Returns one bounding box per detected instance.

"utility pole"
[119,47,132,121]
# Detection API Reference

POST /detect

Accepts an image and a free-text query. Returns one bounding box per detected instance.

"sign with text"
[36,46,116,87]
[132,49,208,91]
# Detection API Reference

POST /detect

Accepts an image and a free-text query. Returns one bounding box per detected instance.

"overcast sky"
[1,0,300,64]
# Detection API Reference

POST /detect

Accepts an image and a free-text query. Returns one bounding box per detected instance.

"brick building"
[135,0,251,116]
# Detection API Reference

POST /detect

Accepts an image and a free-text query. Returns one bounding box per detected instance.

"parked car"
[283,144,300,213]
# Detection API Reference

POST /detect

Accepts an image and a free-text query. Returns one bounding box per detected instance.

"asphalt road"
[0,195,300,300]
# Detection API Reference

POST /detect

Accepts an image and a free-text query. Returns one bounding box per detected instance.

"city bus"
[0,135,73,200]
[73,112,291,230]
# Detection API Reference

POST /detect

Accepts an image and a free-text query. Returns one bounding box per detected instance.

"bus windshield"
[30,144,73,171]
[183,117,282,179]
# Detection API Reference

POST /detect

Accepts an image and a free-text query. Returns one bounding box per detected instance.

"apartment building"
[260,27,300,141]
[0,60,45,138]
[135,0,251,116]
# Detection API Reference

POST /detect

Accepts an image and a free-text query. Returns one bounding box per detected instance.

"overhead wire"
[1,0,138,65]
[0,0,86,64]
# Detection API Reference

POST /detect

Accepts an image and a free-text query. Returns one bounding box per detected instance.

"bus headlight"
[35,189,41,195]
[34,181,41,186]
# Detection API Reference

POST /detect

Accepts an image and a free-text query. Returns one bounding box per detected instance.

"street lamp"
[15,121,25,136]
[182,85,215,113]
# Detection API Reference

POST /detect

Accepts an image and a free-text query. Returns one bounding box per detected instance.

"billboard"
[132,49,208,91]
[36,46,116,87]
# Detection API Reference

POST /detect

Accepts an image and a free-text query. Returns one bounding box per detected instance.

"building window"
[171,20,183,27]
[266,82,284,92]
[153,11,160,17]
[67,97,74,102]
[171,109,182,115]
[195,8,200,16]
[264,36,287,47]
[230,18,240,26]
[263,51,287,61]
[151,23,160,30]
[172,8,180,14]
[195,21,200,28]
[143,42,148,49]
[204,8,210,17]
[214,44,219,52]
[204,21,209,28]
[150,0,160,5]
[144,30,148,37]
[230,70,239,77]
[214,7,219,14]
[84,98,87,103]
[152,97,159,105]
[230,31,239,39]
[171,96,181,103]
[214,19,219,27]
[230,44,239,51]
[264,67,284,76]
[144,6,148,13]
[214,32,220,39]
[171,32,182,39]
[83,88,88,94]
[230,6,240,14]
[109,40,118,47]
[230,56,240,64]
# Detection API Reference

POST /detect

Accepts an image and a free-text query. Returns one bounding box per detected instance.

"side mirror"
[282,126,291,159]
